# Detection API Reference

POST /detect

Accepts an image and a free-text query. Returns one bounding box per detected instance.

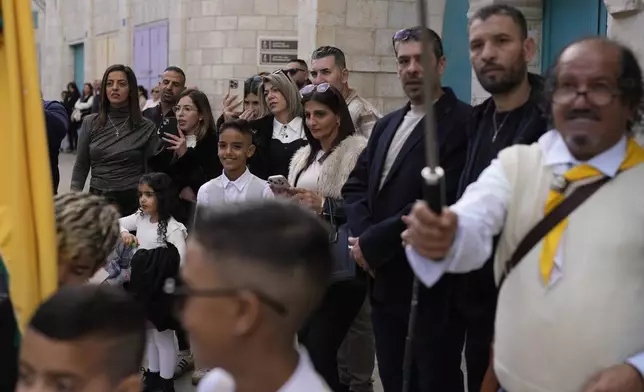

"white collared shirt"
[405,129,644,374]
[196,347,331,392]
[272,117,306,143]
[196,168,273,206]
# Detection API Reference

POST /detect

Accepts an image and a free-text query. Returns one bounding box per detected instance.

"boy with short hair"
[176,201,332,391]
[197,119,272,206]
[16,284,147,392]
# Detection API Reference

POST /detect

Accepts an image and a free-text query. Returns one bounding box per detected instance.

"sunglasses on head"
[300,83,331,96]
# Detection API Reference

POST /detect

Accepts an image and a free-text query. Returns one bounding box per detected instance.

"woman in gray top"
[71,64,158,215]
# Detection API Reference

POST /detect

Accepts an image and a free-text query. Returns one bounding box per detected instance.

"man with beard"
[404,36,644,392]
[442,5,549,392]
[342,27,470,392]
[143,66,186,126]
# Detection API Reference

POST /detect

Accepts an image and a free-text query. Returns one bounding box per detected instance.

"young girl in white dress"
[120,172,187,392]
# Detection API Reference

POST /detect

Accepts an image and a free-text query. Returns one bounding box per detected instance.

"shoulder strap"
[499,175,612,286]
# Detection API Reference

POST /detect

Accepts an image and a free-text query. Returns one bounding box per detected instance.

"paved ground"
[58,152,386,392]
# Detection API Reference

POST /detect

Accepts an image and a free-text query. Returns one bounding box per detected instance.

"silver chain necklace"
[108,115,130,138]
[492,109,511,142]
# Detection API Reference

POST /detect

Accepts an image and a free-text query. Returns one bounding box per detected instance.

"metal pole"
[401,1,446,391]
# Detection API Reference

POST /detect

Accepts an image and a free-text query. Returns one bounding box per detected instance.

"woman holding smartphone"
[220,72,306,179]
[149,89,221,225]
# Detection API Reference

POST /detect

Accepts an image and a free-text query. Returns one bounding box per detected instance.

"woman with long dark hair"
[71,64,158,215]
[281,84,368,390]
[69,82,95,151]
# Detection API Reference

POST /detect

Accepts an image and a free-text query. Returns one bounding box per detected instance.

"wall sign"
[257,37,298,67]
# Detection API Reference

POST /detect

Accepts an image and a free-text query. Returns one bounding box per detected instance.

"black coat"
[125,244,181,331]
[342,87,471,303]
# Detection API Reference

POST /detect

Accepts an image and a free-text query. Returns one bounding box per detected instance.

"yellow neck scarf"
[539,138,644,285]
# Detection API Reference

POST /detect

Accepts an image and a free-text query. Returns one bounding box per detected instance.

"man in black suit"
[342,27,471,391]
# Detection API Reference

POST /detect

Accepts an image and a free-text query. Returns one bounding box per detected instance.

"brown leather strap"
[498,176,611,286]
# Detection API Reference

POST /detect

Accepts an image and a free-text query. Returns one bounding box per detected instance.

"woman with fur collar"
[281,83,368,391]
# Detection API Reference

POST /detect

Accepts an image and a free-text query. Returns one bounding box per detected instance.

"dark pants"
[90,187,139,216]
[371,278,454,392]
[68,120,80,150]
[176,326,190,351]
[299,278,366,391]
[446,265,498,392]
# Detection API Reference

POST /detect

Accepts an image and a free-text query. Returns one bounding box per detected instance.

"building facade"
[35,0,644,117]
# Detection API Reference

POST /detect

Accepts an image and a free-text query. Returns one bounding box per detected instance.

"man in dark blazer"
[342,27,471,392]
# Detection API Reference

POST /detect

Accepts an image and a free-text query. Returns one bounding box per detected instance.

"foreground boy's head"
[218,119,256,176]
[17,285,146,392]
[181,200,332,369]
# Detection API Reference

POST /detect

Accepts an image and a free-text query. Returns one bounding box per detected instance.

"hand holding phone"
[268,175,291,195]
[228,79,244,113]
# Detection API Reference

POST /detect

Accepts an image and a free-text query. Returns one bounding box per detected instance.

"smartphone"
[228,79,245,113]
[268,175,291,190]
[158,116,179,148]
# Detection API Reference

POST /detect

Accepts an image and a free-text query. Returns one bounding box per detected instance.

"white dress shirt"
[405,129,644,374]
[272,117,306,143]
[196,168,273,205]
[379,105,424,189]
[196,347,331,392]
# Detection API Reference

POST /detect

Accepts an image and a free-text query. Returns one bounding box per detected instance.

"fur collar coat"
[288,134,367,198]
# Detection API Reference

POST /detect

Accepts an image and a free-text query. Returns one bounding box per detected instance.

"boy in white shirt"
[193,119,272,384]
[173,201,332,392]
[197,119,272,206]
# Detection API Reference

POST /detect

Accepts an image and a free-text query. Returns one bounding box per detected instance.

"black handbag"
[326,200,356,283]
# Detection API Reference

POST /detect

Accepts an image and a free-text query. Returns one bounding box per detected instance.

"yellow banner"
[0,0,58,329]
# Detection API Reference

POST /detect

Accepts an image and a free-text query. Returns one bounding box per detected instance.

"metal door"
[542,0,608,69]
[72,44,84,88]
[133,21,169,93]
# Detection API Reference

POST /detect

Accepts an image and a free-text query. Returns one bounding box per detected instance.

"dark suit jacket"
[342,88,471,303]
[44,100,69,194]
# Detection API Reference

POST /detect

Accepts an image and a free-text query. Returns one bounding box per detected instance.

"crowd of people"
[9,2,644,392]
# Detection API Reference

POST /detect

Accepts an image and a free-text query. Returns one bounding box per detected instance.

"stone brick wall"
[299,0,446,114]
[179,0,299,115]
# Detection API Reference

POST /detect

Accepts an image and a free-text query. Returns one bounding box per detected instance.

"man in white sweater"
[402,38,644,392]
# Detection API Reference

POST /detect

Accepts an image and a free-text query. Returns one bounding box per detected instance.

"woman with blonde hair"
[220,71,306,180]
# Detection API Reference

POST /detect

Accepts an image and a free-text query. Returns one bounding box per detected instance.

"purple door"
[133,22,168,93]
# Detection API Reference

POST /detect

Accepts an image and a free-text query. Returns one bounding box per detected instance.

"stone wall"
[180,0,299,114]
[298,0,446,114]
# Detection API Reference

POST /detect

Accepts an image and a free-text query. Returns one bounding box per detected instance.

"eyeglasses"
[152,89,159,93]
[300,83,331,96]
[552,84,620,106]
[163,278,288,316]
[393,27,423,44]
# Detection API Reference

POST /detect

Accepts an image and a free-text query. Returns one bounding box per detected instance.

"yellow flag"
[0,0,58,328]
